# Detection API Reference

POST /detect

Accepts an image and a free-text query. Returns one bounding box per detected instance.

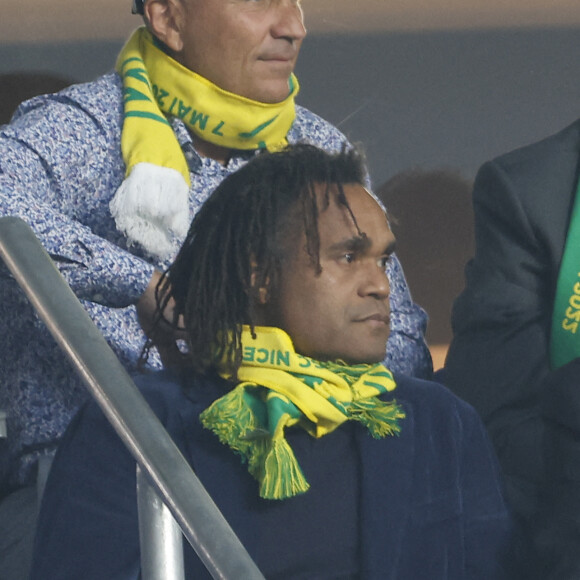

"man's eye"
[343,253,355,264]
[379,256,391,269]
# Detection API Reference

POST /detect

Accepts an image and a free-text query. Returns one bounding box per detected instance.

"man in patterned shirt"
[0,0,430,577]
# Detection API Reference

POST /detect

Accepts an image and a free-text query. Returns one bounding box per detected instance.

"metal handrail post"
[0,410,6,439]
[137,465,185,580]
[0,217,265,580]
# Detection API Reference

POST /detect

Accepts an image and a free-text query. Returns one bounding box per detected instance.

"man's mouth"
[258,50,296,63]
[356,312,390,326]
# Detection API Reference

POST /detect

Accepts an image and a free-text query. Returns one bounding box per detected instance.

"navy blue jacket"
[30,371,512,579]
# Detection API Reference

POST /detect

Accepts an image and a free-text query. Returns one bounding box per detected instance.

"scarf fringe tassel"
[200,387,257,456]
[259,437,310,500]
[109,162,189,260]
[201,388,310,500]
[348,399,405,439]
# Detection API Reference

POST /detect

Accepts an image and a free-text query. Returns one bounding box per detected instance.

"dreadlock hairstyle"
[152,143,368,377]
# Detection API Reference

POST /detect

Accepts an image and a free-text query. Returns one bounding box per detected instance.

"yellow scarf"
[109,27,299,260]
[201,326,405,500]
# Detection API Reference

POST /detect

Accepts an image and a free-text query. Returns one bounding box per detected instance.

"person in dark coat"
[442,119,580,578]
[31,144,512,579]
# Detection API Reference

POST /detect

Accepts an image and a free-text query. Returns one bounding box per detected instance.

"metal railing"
[0,216,265,580]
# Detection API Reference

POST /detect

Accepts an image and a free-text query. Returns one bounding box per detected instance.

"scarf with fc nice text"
[201,326,405,500]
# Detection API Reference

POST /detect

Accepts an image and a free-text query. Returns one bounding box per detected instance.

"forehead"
[316,182,392,243]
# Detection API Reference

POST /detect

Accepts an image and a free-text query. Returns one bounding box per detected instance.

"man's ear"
[144,0,184,53]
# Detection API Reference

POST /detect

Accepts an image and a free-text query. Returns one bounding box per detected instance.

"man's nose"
[271,0,307,43]
[359,261,391,300]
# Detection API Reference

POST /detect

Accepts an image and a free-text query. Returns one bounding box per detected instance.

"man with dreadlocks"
[30,145,512,579]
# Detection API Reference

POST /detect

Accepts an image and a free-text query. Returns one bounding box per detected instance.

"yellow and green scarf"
[201,326,405,500]
[110,27,299,260]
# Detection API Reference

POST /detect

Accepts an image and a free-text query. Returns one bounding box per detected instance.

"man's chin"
[248,76,296,104]
[339,348,388,366]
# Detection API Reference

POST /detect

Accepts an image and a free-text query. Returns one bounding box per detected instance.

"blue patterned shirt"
[0,72,431,487]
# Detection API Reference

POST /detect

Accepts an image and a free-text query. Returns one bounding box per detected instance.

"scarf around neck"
[110,27,299,260]
[200,326,405,500]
